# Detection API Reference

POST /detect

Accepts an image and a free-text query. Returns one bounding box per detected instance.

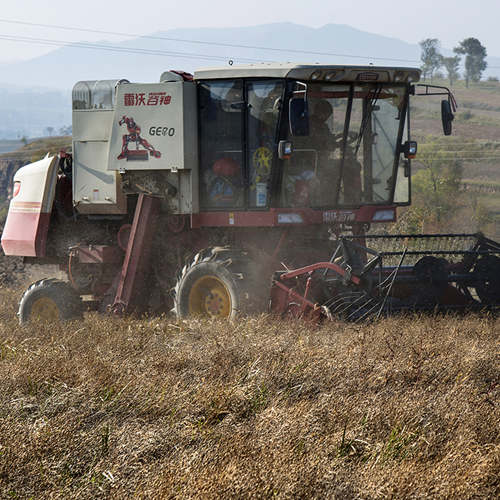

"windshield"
[283,82,408,208]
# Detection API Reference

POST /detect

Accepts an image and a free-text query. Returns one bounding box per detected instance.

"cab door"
[245,80,284,208]
[198,80,245,210]
[198,79,284,211]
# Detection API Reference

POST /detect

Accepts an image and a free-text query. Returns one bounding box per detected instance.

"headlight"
[278,213,304,224]
[372,209,395,221]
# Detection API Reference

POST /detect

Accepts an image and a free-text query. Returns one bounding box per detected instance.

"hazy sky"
[0,0,498,62]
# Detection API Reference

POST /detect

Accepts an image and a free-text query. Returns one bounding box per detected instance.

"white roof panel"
[193,63,421,83]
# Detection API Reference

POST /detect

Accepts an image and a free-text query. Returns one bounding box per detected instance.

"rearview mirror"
[401,140,418,159]
[289,98,309,136]
[441,100,454,136]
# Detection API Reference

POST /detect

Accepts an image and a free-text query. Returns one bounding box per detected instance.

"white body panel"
[71,80,198,215]
[73,110,113,142]
[12,155,59,213]
[1,155,59,256]
[73,142,126,214]
[107,81,197,171]
[72,106,126,214]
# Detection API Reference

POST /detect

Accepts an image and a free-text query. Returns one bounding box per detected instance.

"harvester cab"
[68,65,430,220]
[2,63,498,323]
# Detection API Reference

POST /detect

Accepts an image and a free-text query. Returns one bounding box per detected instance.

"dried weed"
[0,287,498,498]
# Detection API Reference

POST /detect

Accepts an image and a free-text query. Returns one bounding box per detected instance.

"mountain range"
[1,22,499,138]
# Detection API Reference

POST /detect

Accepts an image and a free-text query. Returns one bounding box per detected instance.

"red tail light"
[13,181,21,197]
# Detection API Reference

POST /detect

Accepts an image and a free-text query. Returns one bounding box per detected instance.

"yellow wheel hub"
[188,275,232,317]
[30,297,60,321]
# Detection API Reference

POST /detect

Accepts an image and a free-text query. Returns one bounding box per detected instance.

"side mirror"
[441,100,454,136]
[278,140,293,160]
[289,98,309,136]
[401,140,418,159]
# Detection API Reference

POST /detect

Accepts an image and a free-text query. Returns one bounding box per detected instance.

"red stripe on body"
[1,211,51,257]
[11,201,42,209]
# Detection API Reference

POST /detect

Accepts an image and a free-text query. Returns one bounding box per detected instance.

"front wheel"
[173,247,268,319]
[18,279,83,324]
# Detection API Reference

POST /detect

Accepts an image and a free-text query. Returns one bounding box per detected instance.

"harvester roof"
[193,63,421,83]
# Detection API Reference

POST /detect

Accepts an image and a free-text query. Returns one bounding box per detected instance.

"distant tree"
[45,126,54,137]
[59,125,72,136]
[419,38,442,80]
[20,136,28,146]
[441,55,461,86]
[454,38,487,87]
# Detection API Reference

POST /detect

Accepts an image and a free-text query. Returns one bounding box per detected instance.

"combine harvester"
[1,64,499,322]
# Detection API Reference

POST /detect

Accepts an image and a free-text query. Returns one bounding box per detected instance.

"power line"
[414,157,500,162]
[1,18,500,74]
[418,150,500,154]
[0,18,422,65]
[0,34,273,64]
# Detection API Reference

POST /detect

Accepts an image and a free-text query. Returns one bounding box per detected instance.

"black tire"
[474,255,500,304]
[18,278,83,324]
[173,247,268,319]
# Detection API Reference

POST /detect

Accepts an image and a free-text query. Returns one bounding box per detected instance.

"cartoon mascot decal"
[117,116,161,161]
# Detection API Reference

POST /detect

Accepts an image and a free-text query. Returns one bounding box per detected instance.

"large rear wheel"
[474,255,500,304]
[174,247,268,319]
[18,279,83,324]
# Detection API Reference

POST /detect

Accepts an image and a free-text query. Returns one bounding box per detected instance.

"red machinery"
[2,64,499,323]
[270,233,500,321]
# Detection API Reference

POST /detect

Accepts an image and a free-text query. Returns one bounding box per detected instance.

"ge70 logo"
[149,127,175,136]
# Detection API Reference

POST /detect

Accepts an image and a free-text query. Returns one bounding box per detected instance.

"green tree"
[454,38,487,87]
[441,55,461,86]
[412,139,463,225]
[419,38,442,80]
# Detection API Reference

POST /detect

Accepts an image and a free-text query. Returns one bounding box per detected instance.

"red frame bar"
[273,279,317,311]
[112,194,160,314]
[271,258,362,319]
[281,262,361,285]
[191,206,395,228]
[72,245,123,264]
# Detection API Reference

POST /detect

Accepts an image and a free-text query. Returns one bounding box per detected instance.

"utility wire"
[0,34,273,63]
[1,18,500,71]
[0,18,421,64]
[3,17,500,69]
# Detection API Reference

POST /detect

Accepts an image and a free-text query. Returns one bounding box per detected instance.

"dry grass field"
[0,286,498,499]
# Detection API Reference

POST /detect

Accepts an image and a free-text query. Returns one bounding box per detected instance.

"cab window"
[199,80,244,209]
[247,81,284,208]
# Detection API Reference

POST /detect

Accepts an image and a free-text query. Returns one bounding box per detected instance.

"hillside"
[0,22,425,138]
[1,20,500,139]
[0,86,71,139]
[2,22,500,92]
[409,79,500,237]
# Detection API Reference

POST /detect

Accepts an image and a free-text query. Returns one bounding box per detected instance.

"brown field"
[0,287,498,499]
